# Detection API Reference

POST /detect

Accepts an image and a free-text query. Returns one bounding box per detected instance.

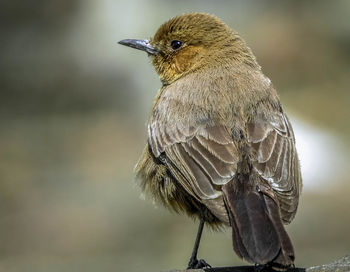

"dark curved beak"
[118,39,159,55]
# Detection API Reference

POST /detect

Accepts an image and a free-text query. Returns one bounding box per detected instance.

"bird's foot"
[187,258,211,269]
[254,263,272,272]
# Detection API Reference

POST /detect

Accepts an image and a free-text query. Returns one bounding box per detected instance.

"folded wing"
[247,112,302,223]
[148,121,239,221]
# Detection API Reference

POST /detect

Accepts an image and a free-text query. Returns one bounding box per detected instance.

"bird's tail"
[222,175,294,270]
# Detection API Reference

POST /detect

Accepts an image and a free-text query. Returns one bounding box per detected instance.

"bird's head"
[119,13,258,85]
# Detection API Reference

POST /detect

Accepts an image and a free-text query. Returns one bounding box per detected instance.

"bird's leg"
[187,219,211,269]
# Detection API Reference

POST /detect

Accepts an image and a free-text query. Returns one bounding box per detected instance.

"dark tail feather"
[222,179,294,268]
[263,193,295,269]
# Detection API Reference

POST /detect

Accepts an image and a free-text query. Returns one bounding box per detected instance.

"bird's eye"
[170,40,183,50]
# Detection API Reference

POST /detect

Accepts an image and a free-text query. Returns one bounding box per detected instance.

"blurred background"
[1,0,350,271]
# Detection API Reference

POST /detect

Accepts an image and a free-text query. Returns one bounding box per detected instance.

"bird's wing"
[247,111,302,223]
[148,122,239,201]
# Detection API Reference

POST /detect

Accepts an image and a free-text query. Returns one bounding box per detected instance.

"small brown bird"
[119,13,302,271]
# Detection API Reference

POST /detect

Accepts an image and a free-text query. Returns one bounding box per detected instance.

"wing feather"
[148,121,238,221]
[248,113,302,223]
[257,130,277,163]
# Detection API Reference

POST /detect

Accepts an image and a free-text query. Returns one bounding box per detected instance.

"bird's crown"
[150,13,258,84]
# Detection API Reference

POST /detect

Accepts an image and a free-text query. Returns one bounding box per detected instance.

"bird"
[119,13,302,271]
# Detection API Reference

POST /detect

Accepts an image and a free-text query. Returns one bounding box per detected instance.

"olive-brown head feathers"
[119,13,259,85]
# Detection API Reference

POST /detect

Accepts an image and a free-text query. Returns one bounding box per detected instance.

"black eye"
[170,40,183,50]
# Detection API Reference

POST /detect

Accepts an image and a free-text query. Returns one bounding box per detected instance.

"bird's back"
[138,64,301,222]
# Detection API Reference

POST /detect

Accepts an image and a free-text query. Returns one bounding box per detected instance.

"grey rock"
[307,255,350,272]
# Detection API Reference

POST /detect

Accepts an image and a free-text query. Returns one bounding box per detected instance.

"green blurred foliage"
[0,1,349,271]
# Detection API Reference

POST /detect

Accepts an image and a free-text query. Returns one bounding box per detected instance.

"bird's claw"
[254,264,271,272]
[187,258,211,269]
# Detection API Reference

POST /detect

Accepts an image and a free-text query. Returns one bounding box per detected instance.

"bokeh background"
[1,1,350,271]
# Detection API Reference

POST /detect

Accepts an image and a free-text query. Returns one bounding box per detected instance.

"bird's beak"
[118,39,159,56]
